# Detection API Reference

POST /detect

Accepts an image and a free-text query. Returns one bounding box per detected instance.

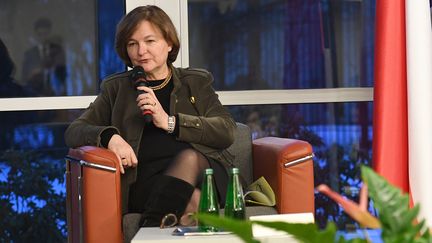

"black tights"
[164,148,210,187]
[137,149,210,228]
[128,148,209,214]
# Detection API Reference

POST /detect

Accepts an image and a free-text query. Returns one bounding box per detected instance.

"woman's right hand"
[107,134,138,174]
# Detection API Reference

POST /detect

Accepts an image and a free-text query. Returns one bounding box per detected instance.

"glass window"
[227,102,373,230]
[0,110,74,241]
[0,0,124,241]
[0,0,125,98]
[188,0,375,90]
[188,0,376,228]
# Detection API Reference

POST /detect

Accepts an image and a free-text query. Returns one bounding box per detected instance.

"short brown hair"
[115,5,180,67]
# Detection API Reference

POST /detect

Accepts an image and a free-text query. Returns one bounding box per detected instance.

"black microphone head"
[130,66,148,89]
[130,66,146,82]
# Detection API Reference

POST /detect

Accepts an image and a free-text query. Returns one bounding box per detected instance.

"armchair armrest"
[65,146,123,243]
[252,137,315,214]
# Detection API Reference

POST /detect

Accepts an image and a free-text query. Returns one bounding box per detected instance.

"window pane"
[188,0,375,90]
[227,102,374,229]
[98,0,126,80]
[0,0,124,98]
[0,110,75,241]
[0,0,124,240]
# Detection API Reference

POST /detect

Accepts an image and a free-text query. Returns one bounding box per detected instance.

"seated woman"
[64,5,236,242]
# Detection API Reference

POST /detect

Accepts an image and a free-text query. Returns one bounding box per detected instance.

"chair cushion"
[245,206,278,218]
[123,213,141,243]
[226,122,253,185]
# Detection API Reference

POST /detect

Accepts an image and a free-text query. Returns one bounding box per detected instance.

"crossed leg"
[164,148,210,225]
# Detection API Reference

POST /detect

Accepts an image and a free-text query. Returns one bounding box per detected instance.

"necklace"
[148,70,172,91]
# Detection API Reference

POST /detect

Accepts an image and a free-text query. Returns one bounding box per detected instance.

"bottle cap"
[231,167,239,174]
[205,168,214,175]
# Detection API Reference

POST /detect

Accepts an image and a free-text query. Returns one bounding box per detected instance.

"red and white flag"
[373,0,432,227]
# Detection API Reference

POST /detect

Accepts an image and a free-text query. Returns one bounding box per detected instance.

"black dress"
[128,77,228,213]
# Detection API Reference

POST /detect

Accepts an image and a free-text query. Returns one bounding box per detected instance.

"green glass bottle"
[198,168,220,232]
[224,167,246,220]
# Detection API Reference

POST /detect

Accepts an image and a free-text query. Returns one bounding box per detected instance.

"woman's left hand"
[136,86,170,131]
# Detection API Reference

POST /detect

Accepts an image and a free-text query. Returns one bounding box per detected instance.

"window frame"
[0,0,373,112]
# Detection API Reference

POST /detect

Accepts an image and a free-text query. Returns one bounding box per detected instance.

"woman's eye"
[127,42,137,47]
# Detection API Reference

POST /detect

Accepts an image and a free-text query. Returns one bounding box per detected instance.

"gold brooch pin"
[190,96,196,104]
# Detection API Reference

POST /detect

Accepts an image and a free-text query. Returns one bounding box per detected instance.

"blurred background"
[0,0,376,241]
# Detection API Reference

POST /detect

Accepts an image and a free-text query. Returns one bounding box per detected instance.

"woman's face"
[127,20,172,79]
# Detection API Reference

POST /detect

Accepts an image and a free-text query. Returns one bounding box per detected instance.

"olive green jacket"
[64,66,236,213]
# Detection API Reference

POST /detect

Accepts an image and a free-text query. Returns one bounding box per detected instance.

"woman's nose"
[137,42,146,55]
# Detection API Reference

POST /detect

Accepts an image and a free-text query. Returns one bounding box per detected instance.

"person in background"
[0,38,33,97]
[0,38,38,147]
[22,17,66,96]
[64,5,236,242]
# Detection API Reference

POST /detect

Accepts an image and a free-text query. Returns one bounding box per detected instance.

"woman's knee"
[175,149,209,168]
[165,149,209,185]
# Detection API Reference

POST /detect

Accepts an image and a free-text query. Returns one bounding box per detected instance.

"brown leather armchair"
[65,123,314,243]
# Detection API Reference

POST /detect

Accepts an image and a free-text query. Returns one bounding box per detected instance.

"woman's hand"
[108,134,138,174]
[136,86,170,131]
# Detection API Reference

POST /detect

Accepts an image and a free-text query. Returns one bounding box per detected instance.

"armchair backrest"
[226,122,253,185]
[227,123,316,215]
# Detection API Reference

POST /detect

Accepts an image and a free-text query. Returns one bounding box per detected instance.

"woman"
[64,4,236,237]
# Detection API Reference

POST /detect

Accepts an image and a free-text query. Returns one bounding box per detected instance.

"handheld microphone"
[130,66,152,123]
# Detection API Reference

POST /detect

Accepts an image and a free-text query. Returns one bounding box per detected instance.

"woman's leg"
[140,149,209,227]
[180,188,201,226]
[165,148,209,225]
[164,148,210,186]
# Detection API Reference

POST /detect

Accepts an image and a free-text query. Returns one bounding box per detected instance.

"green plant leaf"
[197,213,370,243]
[196,213,259,243]
[361,166,431,242]
[197,166,432,243]
[254,221,337,243]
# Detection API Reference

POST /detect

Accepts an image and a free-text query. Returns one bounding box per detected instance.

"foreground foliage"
[197,166,431,243]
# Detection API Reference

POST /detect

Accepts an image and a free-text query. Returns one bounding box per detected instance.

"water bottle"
[224,167,246,220]
[198,168,220,231]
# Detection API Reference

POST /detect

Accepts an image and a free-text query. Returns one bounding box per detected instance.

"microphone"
[130,66,152,123]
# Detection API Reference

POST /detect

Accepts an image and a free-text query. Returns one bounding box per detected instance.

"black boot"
[139,175,194,227]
